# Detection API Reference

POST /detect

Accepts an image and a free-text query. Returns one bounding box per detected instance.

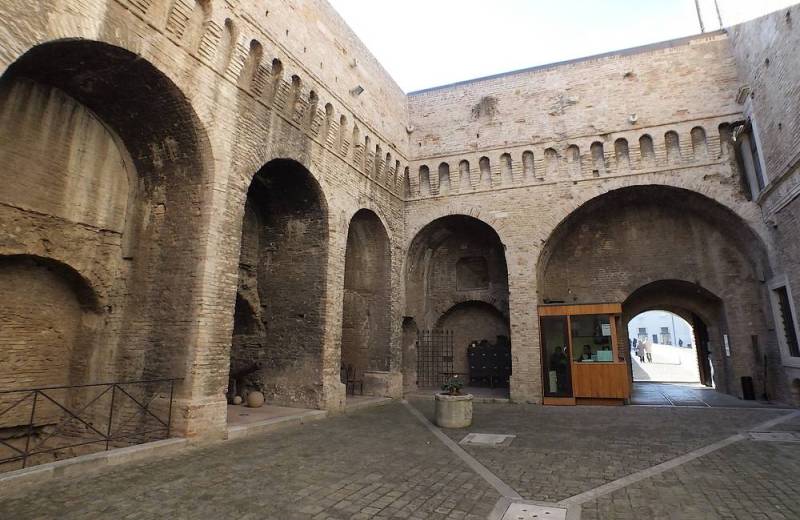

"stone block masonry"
[0,0,798,456]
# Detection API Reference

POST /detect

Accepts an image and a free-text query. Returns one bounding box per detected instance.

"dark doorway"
[693,313,713,387]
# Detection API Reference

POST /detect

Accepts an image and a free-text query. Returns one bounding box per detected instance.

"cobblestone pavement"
[0,403,500,520]
[630,382,787,407]
[1,401,797,520]
[580,437,800,519]
[410,399,790,502]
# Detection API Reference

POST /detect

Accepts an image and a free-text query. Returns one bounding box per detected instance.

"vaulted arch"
[0,38,218,443]
[537,185,775,398]
[406,215,510,392]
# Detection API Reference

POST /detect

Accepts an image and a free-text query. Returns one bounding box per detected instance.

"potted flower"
[434,376,473,428]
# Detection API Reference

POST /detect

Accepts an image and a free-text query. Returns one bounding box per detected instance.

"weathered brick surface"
[728,5,800,404]
[0,0,798,447]
[0,0,408,437]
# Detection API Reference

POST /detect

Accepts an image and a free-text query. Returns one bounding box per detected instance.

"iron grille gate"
[416,329,454,388]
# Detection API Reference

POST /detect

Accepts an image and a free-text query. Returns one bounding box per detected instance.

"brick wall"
[341,209,392,378]
[408,33,738,160]
[1,0,798,444]
[729,5,800,402]
[0,0,408,437]
[539,186,775,398]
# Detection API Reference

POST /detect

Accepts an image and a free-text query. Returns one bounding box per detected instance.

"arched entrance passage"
[340,209,391,383]
[0,40,213,435]
[229,159,328,409]
[627,310,701,384]
[406,215,509,392]
[624,280,724,388]
[538,185,774,399]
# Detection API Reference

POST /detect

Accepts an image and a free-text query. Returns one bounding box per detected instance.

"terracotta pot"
[246,391,265,408]
[434,393,473,428]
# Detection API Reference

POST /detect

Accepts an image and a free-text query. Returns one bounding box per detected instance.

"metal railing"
[0,378,181,470]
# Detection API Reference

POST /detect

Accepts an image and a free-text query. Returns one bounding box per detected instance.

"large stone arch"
[0,3,205,93]
[531,175,771,260]
[536,185,778,399]
[228,158,330,409]
[405,215,510,390]
[403,206,510,251]
[407,215,509,326]
[342,205,396,244]
[0,38,217,435]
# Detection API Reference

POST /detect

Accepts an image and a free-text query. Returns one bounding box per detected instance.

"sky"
[327,0,798,92]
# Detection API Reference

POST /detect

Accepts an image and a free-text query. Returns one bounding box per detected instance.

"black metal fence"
[0,378,181,471]
[416,329,453,388]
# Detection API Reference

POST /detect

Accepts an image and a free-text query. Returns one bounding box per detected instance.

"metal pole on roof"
[694,0,706,33]
[713,0,724,29]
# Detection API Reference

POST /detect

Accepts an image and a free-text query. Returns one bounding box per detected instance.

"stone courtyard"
[2,0,800,517]
[1,398,798,519]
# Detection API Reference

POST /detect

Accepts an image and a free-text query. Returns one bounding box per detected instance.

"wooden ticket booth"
[539,303,631,405]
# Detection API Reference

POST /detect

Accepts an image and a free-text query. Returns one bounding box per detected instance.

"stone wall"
[402,33,780,403]
[729,5,800,403]
[407,32,738,164]
[0,0,408,438]
[341,209,392,377]
[0,0,798,449]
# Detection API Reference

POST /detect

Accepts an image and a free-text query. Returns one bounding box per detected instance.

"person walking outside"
[636,339,646,363]
[644,337,653,363]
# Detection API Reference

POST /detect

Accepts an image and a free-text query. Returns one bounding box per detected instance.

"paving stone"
[410,399,790,502]
[0,404,499,520]
[2,401,798,520]
[580,440,800,519]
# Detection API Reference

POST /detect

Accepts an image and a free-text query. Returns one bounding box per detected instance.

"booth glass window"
[541,316,572,397]
[571,314,613,362]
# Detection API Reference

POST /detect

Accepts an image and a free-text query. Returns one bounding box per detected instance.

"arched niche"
[434,301,510,377]
[229,159,329,409]
[406,215,509,338]
[0,39,213,395]
[0,255,101,435]
[340,209,392,378]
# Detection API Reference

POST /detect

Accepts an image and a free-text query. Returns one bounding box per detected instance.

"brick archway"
[0,38,217,435]
[536,185,776,399]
